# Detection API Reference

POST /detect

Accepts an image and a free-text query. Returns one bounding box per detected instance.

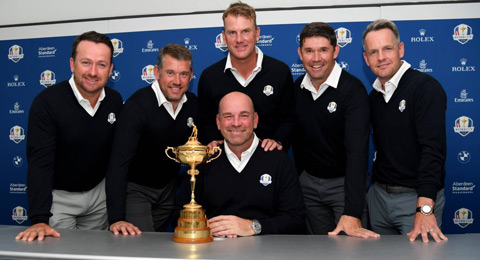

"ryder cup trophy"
[165,119,221,243]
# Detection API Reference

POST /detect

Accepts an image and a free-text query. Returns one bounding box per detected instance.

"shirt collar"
[300,62,341,99]
[224,46,263,73]
[224,133,259,161]
[372,60,411,93]
[151,80,188,107]
[69,75,105,105]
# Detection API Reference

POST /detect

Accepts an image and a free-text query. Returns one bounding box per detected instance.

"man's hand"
[260,138,283,151]
[208,215,255,238]
[15,223,60,241]
[207,140,224,152]
[407,214,448,242]
[407,197,448,242]
[109,221,141,236]
[328,215,380,238]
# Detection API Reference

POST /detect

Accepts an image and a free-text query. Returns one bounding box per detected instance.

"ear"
[333,44,340,59]
[363,52,370,67]
[70,58,74,73]
[255,27,260,42]
[216,114,221,130]
[108,63,113,77]
[399,42,405,59]
[253,112,259,129]
[154,65,160,80]
[297,47,303,61]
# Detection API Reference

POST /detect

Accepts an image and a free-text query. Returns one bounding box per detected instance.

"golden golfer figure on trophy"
[165,119,221,243]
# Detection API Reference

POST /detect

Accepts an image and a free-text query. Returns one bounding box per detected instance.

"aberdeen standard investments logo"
[454,208,474,228]
[452,181,475,195]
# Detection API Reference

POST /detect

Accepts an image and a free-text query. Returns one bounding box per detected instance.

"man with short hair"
[16,31,123,241]
[293,22,378,238]
[181,92,305,237]
[106,44,198,235]
[363,19,447,242]
[198,1,294,151]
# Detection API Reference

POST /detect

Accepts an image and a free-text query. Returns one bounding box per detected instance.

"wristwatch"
[416,205,434,215]
[251,219,262,235]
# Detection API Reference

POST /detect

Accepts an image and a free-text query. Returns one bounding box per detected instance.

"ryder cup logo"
[9,125,25,144]
[259,174,272,186]
[215,33,228,52]
[335,27,352,48]
[454,116,474,137]
[327,102,337,113]
[8,45,24,63]
[40,70,56,88]
[111,38,124,57]
[12,206,28,224]
[141,65,156,84]
[454,208,474,228]
[453,24,474,44]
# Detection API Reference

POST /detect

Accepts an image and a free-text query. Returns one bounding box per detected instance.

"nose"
[88,65,98,76]
[232,116,241,127]
[313,51,320,61]
[173,73,181,85]
[377,50,385,61]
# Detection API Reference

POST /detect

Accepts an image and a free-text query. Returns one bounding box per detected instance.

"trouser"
[125,181,175,232]
[367,182,445,234]
[299,171,368,234]
[50,179,108,230]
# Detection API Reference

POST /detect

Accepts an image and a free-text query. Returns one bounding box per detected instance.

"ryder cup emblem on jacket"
[263,85,274,96]
[327,102,337,113]
[259,174,272,186]
[107,113,116,124]
[399,100,406,112]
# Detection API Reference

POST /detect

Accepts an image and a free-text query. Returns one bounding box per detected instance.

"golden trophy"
[165,121,221,243]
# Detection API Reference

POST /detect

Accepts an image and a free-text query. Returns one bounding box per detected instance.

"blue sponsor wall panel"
[1,18,478,234]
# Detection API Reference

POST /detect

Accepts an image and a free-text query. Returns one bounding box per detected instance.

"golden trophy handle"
[165,147,180,163]
[206,146,222,163]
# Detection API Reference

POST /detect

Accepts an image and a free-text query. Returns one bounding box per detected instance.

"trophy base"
[173,205,213,243]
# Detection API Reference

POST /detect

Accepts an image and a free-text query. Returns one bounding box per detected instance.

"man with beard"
[180,92,305,237]
[106,44,198,235]
[16,31,123,241]
[293,22,378,238]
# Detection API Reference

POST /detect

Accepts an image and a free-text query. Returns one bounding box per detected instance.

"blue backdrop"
[1,18,478,234]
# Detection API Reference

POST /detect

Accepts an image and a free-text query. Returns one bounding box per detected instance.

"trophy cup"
[165,121,221,243]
